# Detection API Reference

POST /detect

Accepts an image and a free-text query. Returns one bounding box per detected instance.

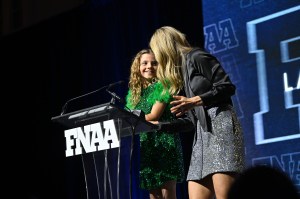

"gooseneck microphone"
[60,80,124,115]
[106,89,124,103]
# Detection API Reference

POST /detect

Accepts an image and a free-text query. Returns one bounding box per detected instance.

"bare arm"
[145,101,167,121]
[147,100,195,133]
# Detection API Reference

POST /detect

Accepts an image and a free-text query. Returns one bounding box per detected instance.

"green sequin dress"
[126,81,184,190]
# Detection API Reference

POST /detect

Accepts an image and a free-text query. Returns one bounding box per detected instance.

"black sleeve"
[190,50,236,106]
[157,114,195,133]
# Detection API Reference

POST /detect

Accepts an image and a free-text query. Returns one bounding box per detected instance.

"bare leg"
[149,188,162,199]
[149,180,178,199]
[188,175,214,199]
[161,180,177,199]
[212,172,237,199]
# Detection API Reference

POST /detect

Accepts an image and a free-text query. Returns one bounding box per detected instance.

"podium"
[52,102,158,199]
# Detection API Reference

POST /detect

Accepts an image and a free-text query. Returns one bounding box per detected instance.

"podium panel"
[52,102,158,199]
[52,102,157,137]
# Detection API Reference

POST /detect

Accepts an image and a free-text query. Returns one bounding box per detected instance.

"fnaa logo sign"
[64,119,120,157]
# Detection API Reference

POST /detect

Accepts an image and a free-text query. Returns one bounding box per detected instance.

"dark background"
[1,0,203,198]
[2,0,299,198]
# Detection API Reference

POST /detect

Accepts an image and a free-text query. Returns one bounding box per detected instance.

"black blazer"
[182,48,236,131]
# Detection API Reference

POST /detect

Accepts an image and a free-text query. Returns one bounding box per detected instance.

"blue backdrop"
[202,0,299,191]
[2,0,299,199]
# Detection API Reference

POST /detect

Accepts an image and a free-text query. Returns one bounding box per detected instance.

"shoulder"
[152,81,168,94]
[150,81,172,103]
[187,48,215,60]
[126,89,132,97]
[153,80,163,88]
[187,48,220,69]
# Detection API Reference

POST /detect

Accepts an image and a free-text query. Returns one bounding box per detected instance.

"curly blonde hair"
[128,49,156,107]
[149,26,193,95]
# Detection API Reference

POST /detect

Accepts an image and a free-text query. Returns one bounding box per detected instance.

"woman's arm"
[192,52,236,106]
[148,101,195,132]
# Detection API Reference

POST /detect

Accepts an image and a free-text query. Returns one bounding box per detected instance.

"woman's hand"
[170,95,202,116]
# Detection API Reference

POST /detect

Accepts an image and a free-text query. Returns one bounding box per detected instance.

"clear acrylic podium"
[51,102,158,199]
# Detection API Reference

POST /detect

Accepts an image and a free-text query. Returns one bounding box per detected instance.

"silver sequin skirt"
[187,105,245,181]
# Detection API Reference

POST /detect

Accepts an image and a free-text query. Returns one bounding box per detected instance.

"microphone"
[106,81,125,104]
[107,80,124,90]
[106,89,124,103]
[60,80,124,115]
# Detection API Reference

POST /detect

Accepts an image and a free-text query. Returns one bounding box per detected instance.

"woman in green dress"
[125,49,184,199]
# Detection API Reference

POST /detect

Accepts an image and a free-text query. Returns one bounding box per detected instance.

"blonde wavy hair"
[128,49,156,107]
[149,26,193,95]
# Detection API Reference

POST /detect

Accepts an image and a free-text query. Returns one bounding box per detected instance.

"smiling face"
[139,53,158,80]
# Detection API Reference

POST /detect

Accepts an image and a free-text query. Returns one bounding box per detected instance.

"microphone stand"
[60,80,124,115]
[106,89,137,199]
[104,88,126,199]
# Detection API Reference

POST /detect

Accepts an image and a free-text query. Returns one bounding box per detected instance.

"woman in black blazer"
[150,26,245,199]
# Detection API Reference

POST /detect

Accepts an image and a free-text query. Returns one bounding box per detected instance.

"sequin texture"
[126,82,185,190]
[187,105,245,180]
